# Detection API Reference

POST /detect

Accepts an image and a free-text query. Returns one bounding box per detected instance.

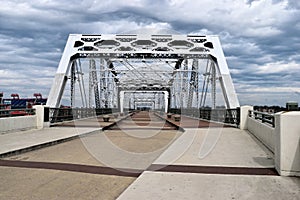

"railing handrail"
[168,107,240,127]
[0,108,35,111]
[249,110,274,116]
[248,110,275,127]
[48,107,240,127]
[49,107,119,123]
[0,108,36,118]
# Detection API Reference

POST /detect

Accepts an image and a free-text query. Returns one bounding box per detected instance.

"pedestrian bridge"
[44,32,242,136]
[0,31,299,199]
[47,32,239,114]
[1,31,299,178]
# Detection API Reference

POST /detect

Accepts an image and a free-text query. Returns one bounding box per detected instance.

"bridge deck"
[107,111,178,131]
[0,111,299,199]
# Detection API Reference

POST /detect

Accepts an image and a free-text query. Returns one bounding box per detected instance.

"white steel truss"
[47,33,239,110]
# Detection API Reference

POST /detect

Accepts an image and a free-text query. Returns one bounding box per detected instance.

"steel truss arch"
[47,33,239,111]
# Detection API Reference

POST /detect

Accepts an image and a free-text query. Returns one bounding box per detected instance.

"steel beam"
[47,34,239,110]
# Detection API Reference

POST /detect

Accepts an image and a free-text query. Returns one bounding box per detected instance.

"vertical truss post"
[89,59,100,108]
[158,93,161,110]
[166,89,171,113]
[177,76,181,108]
[107,73,112,108]
[75,60,87,108]
[120,90,124,113]
[195,59,199,108]
[114,82,117,108]
[174,75,179,108]
[184,59,189,108]
[187,59,198,108]
[180,59,189,108]
[164,91,169,113]
[70,61,76,108]
[110,78,115,108]
[127,92,130,110]
[200,59,212,108]
[155,92,158,110]
[171,86,175,108]
[179,73,183,109]
[159,93,161,110]
[162,92,165,111]
[117,87,121,111]
[132,94,135,109]
[99,58,107,108]
[211,62,217,109]
[160,92,163,111]
[88,61,92,108]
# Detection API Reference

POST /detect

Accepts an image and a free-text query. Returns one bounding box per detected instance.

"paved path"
[117,125,299,200]
[0,115,127,157]
[117,171,300,200]
[0,112,181,200]
[0,111,299,199]
[0,127,99,156]
[154,128,274,168]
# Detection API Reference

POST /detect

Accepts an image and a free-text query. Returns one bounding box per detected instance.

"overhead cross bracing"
[47,33,239,112]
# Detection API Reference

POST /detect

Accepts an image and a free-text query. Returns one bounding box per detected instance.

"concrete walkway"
[0,115,127,157]
[0,114,299,199]
[0,127,99,156]
[117,171,300,200]
[154,128,274,168]
[117,127,299,200]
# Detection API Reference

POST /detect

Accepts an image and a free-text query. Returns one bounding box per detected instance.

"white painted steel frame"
[47,34,239,109]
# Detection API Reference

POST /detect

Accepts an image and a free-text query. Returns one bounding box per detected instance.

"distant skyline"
[0,0,299,106]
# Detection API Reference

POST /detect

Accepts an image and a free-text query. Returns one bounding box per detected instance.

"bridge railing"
[248,110,275,127]
[168,107,240,127]
[0,108,36,118]
[49,108,119,123]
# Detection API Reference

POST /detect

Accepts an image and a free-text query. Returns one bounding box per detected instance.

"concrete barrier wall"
[240,106,253,130]
[247,116,275,153]
[275,112,300,176]
[245,109,300,176]
[0,115,37,133]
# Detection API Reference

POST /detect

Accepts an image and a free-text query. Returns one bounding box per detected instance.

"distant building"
[286,101,299,111]
[0,93,47,110]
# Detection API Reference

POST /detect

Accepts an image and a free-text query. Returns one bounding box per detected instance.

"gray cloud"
[0,0,299,106]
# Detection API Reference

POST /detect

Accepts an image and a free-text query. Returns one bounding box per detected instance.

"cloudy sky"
[0,0,299,106]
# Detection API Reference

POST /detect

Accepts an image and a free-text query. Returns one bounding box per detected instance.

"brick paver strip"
[0,160,278,177]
